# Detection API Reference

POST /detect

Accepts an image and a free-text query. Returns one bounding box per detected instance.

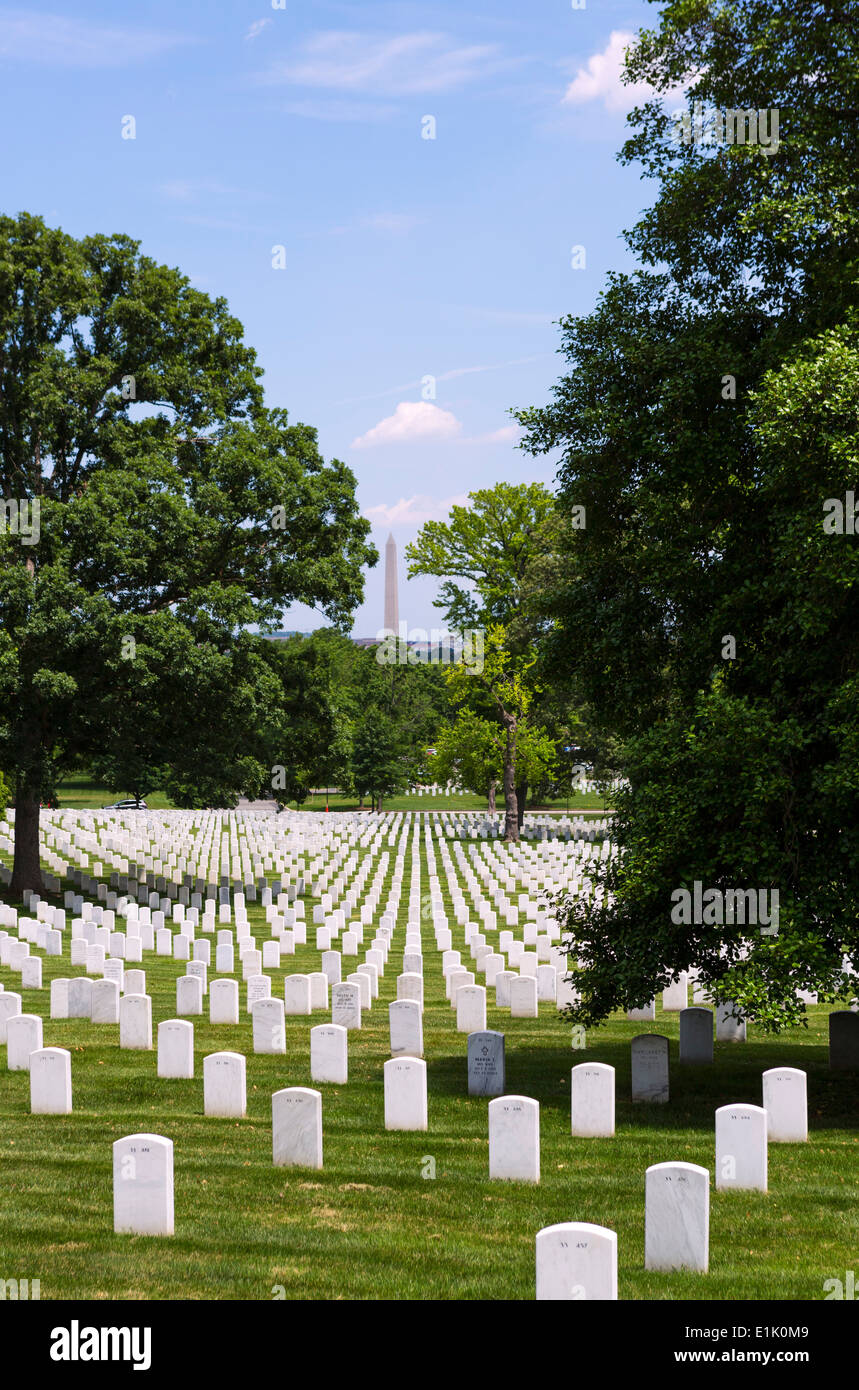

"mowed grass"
[0,837,857,1301]
[53,775,176,811]
[291,791,612,814]
[53,773,612,815]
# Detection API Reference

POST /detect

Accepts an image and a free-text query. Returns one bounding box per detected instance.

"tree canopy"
[517,0,859,1029]
[0,213,375,886]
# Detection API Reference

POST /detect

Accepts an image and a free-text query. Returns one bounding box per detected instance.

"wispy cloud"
[365,493,469,526]
[175,214,272,234]
[245,18,272,42]
[0,9,192,66]
[446,304,556,326]
[336,354,551,406]
[562,31,661,113]
[465,424,522,445]
[352,401,462,448]
[256,29,512,96]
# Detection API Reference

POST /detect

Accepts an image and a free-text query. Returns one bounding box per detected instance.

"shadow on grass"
[426,1041,859,1131]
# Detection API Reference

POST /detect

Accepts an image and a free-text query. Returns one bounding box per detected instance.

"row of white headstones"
[0,810,834,1297]
[2,806,610,895]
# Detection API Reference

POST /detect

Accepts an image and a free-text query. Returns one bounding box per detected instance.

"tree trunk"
[10,778,43,895]
[376,794,384,812]
[487,778,497,815]
[516,779,527,832]
[502,716,518,842]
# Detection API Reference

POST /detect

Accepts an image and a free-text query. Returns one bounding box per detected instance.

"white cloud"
[562,30,656,113]
[0,9,191,66]
[245,18,271,42]
[351,401,463,448]
[336,355,552,406]
[365,494,469,526]
[465,424,522,445]
[257,30,508,95]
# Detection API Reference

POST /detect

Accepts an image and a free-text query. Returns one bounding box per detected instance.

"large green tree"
[517,0,859,1028]
[429,705,556,814]
[0,213,375,888]
[405,482,557,645]
[405,483,566,831]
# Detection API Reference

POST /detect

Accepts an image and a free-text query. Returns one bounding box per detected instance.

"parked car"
[102,798,147,810]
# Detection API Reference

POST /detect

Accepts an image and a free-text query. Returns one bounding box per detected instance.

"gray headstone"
[467,1030,505,1097]
[829,1010,859,1069]
[631,1034,669,1104]
[679,1007,714,1064]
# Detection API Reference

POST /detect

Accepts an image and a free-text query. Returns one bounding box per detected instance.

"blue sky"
[0,0,668,633]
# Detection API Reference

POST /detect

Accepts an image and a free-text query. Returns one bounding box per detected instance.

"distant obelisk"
[384,532,399,633]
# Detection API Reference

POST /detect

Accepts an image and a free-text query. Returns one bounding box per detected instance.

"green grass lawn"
[54,775,176,811]
[53,774,612,816]
[0,836,856,1300]
[291,790,611,814]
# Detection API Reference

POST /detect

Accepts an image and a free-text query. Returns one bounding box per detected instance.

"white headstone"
[119,993,152,1050]
[91,977,120,1024]
[209,978,240,1024]
[204,1050,246,1117]
[510,975,538,1019]
[157,1019,194,1078]
[457,984,487,1034]
[6,1013,43,1070]
[253,997,286,1054]
[177,974,203,1017]
[762,1067,807,1142]
[389,999,423,1057]
[536,964,557,1002]
[30,1046,72,1114]
[272,1087,323,1169]
[662,974,688,1012]
[113,1133,174,1235]
[715,1103,767,1191]
[50,978,70,1020]
[284,974,312,1016]
[397,972,424,1008]
[571,1062,615,1137]
[495,971,516,1008]
[536,1222,617,1301]
[645,1162,709,1272]
[21,956,42,990]
[716,1001,747,1043]
[310,1024,348,1084]
[321,950,342,985]
[627,1000,656,1022]
[67,978,92,1020]
[383,1056,428,1131]
[489,1095,540,1182]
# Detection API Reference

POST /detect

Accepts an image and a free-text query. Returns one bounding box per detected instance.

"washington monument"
[384,532,399,633]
